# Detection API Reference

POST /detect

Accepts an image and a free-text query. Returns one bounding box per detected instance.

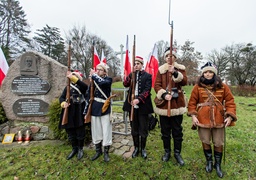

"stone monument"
[0,51,67,140]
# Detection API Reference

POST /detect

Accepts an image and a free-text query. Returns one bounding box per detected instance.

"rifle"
[167,0,173,117]
[130,35,136,121]
[223,100,226,165]
[85,43,95,123]
[62,41,72,125]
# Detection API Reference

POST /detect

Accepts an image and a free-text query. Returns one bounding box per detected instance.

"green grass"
[0,84,256,179]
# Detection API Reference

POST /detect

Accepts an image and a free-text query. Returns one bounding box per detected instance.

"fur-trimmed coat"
[187,83,237,128]
[154,62,187,116]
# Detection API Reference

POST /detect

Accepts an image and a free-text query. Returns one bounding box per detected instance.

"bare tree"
[65,25,120,78]
[206,49,230,80]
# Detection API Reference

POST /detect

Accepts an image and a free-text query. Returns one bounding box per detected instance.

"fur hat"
[164,47,177,58]
[201,62,217,75]
[135,56,144,64]
[97,62,109,73]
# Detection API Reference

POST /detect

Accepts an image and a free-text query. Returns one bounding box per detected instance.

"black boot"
[66,140,78,160]
[104,146,110,162]
[162,136,171,162]
[174,149,185,166]
[214,151,224,178]
[91,142,102,161]
[204,149,213,173]
[162,149,171,162]
[132,136,139,158]
[141,137,147,159]
[77,140,84,160]
[174,139,185,166]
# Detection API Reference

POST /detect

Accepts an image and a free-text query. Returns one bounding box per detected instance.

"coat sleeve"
[223,84,237,121]
[187,85,199,116]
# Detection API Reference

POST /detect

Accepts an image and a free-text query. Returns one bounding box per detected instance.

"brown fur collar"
[158,62,185,74]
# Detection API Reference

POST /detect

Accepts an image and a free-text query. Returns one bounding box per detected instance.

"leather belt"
[94,97,106,103]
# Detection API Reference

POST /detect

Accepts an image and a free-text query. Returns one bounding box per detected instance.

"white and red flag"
[93,47,101,69]
[124,35,131,80]
[101,50,107,64]
[0,48,9,87]
[146,44,158,87]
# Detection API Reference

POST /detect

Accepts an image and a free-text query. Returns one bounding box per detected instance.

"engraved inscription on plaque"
[20,53,38,75]
[13,98,49,117]
[12,75,51,95]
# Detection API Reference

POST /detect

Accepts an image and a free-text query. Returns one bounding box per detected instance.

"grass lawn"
[0,85,255,179]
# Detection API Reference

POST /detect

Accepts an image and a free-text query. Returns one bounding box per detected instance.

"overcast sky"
[19,0,256,60]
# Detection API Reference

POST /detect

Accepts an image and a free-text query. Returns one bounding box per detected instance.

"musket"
[85,43,95,123]
[167,0,173,117]
[130,35,136,121]
[62,41,72,125]
[223,100,226,164]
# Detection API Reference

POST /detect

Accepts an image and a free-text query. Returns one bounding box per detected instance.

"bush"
[230,85,256,97]
[47,99,67,140]
[0,102,8,124]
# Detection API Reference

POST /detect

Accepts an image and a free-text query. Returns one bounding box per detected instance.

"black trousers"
[160,115,183,144]
[130,109,149,138]
[66,126,86,141]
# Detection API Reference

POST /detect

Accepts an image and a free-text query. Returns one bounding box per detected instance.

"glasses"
[96,68,104,72]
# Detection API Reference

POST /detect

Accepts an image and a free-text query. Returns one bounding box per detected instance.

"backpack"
[148,113,159,131]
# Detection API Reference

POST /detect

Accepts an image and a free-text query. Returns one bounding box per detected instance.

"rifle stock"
[130,35,136,121]
[62,41,71,125]
[85,44,95,123]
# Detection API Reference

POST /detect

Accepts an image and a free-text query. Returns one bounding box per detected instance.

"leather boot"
[67,147,78,160]
[204,149,213,173]
[214,151,224,178]
[91,142,102,161]
[174,139,185,166]
[104,146,110,162]
[66,140,78,160]
[174,149,185,166]
[77,140,84,160]
[162,149,171,162]
[132,136,139,158]
[141,137,147,159]
[162,136,171,162]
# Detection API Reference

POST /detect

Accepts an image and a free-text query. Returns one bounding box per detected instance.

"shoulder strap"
[70,84,82,94]
[94,81,108,99]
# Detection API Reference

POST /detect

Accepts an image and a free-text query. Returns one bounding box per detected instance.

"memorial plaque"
[13,98,49,117]
[20,53,38,75]
[12,75,51,95]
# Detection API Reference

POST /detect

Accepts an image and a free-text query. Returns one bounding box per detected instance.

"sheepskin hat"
[201,62,217,75]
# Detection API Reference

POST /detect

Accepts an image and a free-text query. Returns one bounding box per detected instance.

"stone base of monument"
[0,121,54,143]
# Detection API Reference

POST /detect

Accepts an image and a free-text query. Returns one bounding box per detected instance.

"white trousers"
[91,114,112,146]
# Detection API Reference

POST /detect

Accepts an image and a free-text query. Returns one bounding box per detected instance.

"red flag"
[101,50,107,64]
[124,35,131,80]
[0,48,9,87]
[94,47,101,69]
[147,44,158,87]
